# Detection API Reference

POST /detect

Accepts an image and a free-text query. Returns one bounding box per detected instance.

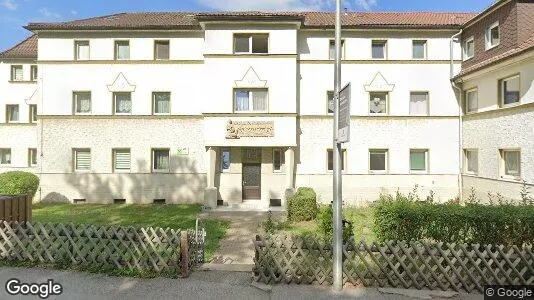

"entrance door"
[242,163,261,200]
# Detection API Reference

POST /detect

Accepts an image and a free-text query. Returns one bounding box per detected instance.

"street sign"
[337,83,351,143]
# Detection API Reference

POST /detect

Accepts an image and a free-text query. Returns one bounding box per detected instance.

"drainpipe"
[450,29,463,204]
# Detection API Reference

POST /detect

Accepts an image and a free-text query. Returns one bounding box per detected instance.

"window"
[74,149,91,171]
[465,89,478,113]
[75,41,90,60]
[114,92,132,114]
[412,40,427,59]
[73,92,92,114]
[0,149,11,165]
[115,41,130,60]
[464,149,478,174]
[29,104,37,123]
[369,92,388,114]
[30,65,38,81]
[11,65,23,81]
[500,75,520,106]
[369,149,388,172]
[329,39,345,60]
[500,149,520,179]
[409,92,429,115]
[410,149,428,172]
[327,91,335,114]
[6,105,19,123]
[28,148,37,167]
[221,148,230,172]
[273,149,285,172]
[485,22,500,50]
[154,40,170,60]
[234,89,268,112]
[371,40,386,59]
[327,149,346,171]
[464,36,474,60]
[152,149,170,172]
[113,149,131,172]
[152,92,170,114]
[234,34,268,54]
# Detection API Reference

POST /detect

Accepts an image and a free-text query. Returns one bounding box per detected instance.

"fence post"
[25,193,32,222]
[180,231,190,278]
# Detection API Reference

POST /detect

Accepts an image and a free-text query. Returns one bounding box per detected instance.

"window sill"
[114,113,133,116]
[233,52,270,55]
[369,171,388,174]
[369,113,388,116]
[152,170,170,174]
[74,170,91,173]
[113,169,131,174]
[153,113,171,116]
[410,170,428,174]
[485,44,499,51]
[74,113,92,116]
[500,102,521,109]
[463,56,474,62]
[8,80,37,84]
[233,111,269,114]
[465,110,478,115]
[463,172,478,177]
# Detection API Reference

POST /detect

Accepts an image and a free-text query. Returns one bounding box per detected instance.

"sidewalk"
[0,267,483,300]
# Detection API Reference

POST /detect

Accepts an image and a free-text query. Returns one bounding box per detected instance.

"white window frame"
[233,34,269,54]
[273,149,285,173]
[115,40,130,60]
[369,149,388,173]
[73,149,91,172]
[220,148,231,173]
[233,88,268,113]
[6,104,19,123]
[409,149,429,173]
[500,149,521,180]
[113,148,131,173]
[0,148,11,165]
[463,36,474,60]
[75,40,90,60]
[485,21,500,50]
[152,92,171,115]
[154,40,170,60]
[327,149,347,172]
[409,91,429,116]
[29,104,37,123]
[371,40,387,60]
[369,92,388,115]
[499,75,520,107]
[152,148,170,173]
[464,88,478,114]
[113,92,132,115]
[328,39,345,60]
[28,148,37,167]
[463,149,478,175]
[412,40,427,60]
[10,65,23,81]
[30,65,38,81]
[73,92,92,115]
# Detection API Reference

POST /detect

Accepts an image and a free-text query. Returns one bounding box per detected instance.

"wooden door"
[242,163,261,200]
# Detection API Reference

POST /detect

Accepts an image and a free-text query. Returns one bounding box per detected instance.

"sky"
[0,0,495,52]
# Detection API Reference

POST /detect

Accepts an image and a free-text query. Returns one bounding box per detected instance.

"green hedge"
[374,196,534,246]
[317,204,354,241]
[287,187,318,222]
[0,171,40,198]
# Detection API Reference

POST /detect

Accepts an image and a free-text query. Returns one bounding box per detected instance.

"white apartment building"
[0,1,532,208]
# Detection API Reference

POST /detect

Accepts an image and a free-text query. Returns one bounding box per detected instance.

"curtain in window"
[467,151,477,173]
[78,44,89,60]
[9,106,19,121]
[503,78,520,105]
[410,151,426,171]
[221,151,230,171]
[12,67,23,80]
[413,42,425,59]
[76,94,91,113]
[117,44,129,59]
[372,43,385,59]
[154,151,169,170]
[466,91,478,112]
[369,93,387,114]
[252,90,267,111]
[410,93,428,115]
[505,152,519,175]
[1,150,11,164]
[115,94,132,113]
[235,90,249,111]
[154,93,170,114]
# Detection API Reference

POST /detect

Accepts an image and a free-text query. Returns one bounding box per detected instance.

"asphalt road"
[0,267,483,300]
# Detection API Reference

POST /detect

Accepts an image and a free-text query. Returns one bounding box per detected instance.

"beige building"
[0,1,533,208]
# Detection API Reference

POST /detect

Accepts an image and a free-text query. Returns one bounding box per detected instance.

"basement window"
[114,199,126,204]
[153,199,166,205]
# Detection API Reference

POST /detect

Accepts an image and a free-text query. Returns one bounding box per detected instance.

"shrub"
[287,187,318,222]
[374,192,534,246]
[317,204,353,241]
[0,171,40,198]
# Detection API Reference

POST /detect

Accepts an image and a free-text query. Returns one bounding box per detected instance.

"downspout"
[450,29,463,204]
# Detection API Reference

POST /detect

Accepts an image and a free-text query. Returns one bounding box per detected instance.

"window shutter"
[114,150,131,170]
[76,150,91,170]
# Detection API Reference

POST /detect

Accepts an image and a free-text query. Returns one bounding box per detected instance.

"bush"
[0,171,40,198]
[287,187,318,222]
[374,192,534,246]
[317,204,353,241]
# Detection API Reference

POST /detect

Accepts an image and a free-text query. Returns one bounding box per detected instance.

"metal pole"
[332,0,343,292]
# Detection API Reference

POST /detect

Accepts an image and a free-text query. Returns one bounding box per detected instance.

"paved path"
[0,267,483,300]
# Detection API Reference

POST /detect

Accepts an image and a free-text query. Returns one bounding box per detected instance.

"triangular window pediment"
[234,67,267,88]
[364,72,394,92]
[107,73,136,92]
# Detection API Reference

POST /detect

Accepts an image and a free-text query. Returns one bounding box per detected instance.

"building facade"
[0,1,532,208]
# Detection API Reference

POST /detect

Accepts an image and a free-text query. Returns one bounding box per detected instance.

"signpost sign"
[337,83,351,143]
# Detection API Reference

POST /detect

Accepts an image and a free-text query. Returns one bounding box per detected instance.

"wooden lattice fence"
[254,234,534,293]
[0,221,205,276]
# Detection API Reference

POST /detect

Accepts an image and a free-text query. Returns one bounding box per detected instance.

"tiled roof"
[0,34,37,59]
[24,11,475,31]
[456,36,534,78]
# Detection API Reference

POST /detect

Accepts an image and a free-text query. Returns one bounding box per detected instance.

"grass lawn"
[32,203,229,260]
[278,206,377,241]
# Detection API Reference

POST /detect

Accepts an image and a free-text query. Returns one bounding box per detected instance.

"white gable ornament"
[364,72,395,92]
[234,67,267,88]
[107,73,136,92]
